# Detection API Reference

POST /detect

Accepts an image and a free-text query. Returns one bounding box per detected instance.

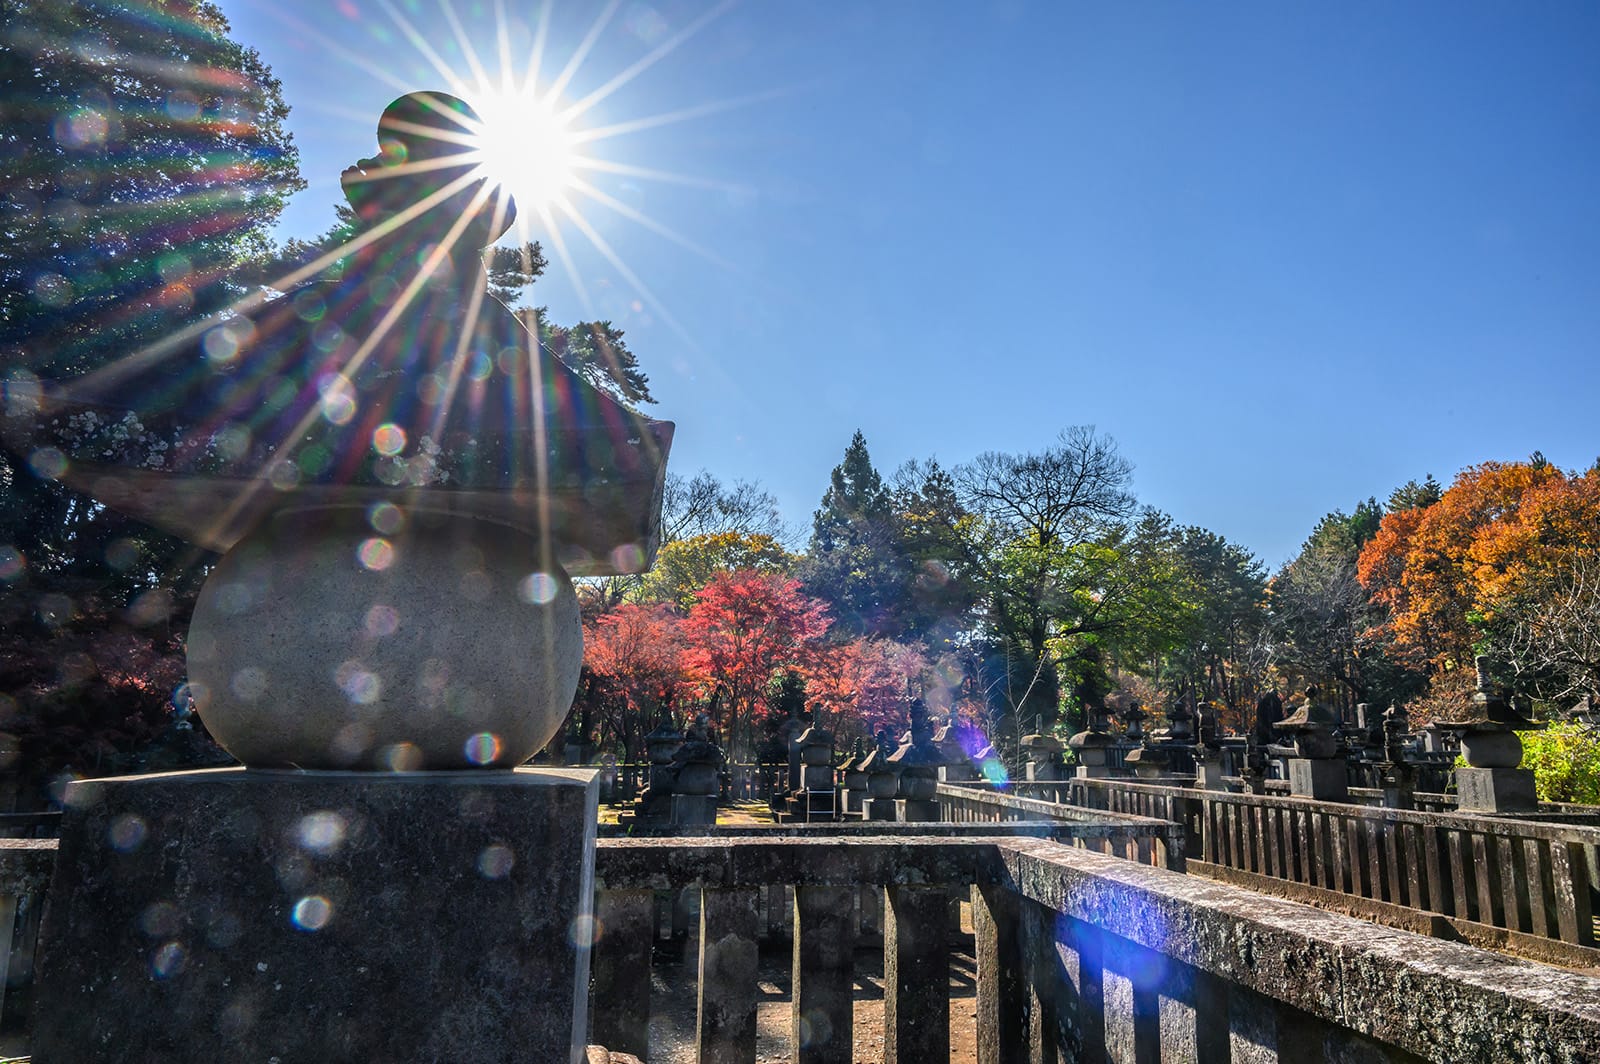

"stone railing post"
[792,885,857,1064]
[698,887,760,1064]
[973,883,1027,1064]
[884,884,951,1063]
[591,888,654,1058]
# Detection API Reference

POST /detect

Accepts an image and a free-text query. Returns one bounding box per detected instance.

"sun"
[465,89,580,214]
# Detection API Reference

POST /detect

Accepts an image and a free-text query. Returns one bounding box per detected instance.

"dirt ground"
[643,913,980,1064]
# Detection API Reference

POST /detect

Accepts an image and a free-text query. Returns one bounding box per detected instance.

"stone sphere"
[186,507,582,769]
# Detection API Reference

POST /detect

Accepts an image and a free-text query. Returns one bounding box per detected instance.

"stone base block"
[1075,764,1112,779]
[1026,761,1061,782]
[801,763,833,791]
[866,797,898,821]
[844,788,864,814]
[33,767,597,1064]
[898,798,940,823]
[1455,766,1537,812]
[1288,758,1348,802]
[671,794,718,826]
[1195,760,1229,792]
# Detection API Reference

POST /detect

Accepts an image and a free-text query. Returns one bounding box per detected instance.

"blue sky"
[221,0,1600,566]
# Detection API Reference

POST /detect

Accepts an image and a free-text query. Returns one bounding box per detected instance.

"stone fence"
[600,761,776,805]
[942,777,1600,966]
[9,819,1600,1060]
[590,832,1600,1063]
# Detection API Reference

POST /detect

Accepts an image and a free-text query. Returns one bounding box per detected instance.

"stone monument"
[1431,656,1540,813]
[860,728,901,822]
[13,92,673,1064]
[782,709,837,822]
[888,699,943,821]
[839,738,869,816]
[933,712,980,782]
[1274,687,1348,802]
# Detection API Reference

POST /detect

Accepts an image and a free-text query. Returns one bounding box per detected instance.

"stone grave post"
[888,699,942,821]
[840,739,869,816]
[861,729,902,822]
[8,92,674,1064]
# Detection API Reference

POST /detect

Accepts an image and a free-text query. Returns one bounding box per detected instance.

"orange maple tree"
[1357,461,1600,678]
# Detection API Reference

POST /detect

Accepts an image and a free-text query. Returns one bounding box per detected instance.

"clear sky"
[219,0,1600,567]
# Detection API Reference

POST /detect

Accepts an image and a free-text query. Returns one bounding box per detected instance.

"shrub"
[1519,722,1600,804]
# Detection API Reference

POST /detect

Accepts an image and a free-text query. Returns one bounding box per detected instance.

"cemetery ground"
[645,892,980,1064]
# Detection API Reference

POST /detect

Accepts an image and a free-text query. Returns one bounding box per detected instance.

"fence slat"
[1474,835,1504,929]
[1550,841,1596,946]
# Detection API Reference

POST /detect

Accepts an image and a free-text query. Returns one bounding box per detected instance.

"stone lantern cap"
[2,90,673,577]
[1123,744,1168,767]
[1430,657,1539,733]
[1273,689,1341,734]
[796,725,833,749]
[887,738,942,768]
[859,747,900,776]
[1067,729,1115,751]
[1023,732,1066,754]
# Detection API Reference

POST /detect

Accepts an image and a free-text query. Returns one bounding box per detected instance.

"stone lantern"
[14,92,673,1062]
[1063,705,1111,779]
[1431,656,1540,812]
[1121,702,1148,743]
[1274,686,1348,801]
[1123,737,1170,780]
[934,713,979,782]
[1377,704,1416,809]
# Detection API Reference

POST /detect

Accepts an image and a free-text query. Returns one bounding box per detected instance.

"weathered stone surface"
[884,885,949,1063]
[33,767,597,1063]
[972,884,1026,1064]
[188,509,583,769]
[994,837,1600,1063]
[1455,766,1537,813]
[1288,757,1349,802]
[793,885,855,1064]
[698,887,759,1064]
[590,888,652,1058]
[670,794,717,826]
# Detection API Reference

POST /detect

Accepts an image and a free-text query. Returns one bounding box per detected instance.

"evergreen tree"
[800,431,909,638]
[1,0,305,595]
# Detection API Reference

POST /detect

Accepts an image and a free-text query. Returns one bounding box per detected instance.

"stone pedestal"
[1026,760,1061,782]
[866,797,898,821]
[1287,758,1348,802]
[33,767,597,1064]
[897,798,940,823]
[1194,758,1229,792]
[1074,763,1114,779]
[676,761,720,797]
[1455,766,1537,813]
[671,794,718,826]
